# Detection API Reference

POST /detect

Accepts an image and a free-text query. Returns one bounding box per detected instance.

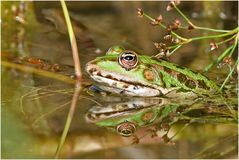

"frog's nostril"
[97,71,102,76]
[88,67,97,74]
[105,75,113,79]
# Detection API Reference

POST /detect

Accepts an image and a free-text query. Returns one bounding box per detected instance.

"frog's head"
[86,46,165,96]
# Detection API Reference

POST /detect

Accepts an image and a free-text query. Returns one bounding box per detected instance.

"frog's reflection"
[85,94,237,142]
[85,97,194,139]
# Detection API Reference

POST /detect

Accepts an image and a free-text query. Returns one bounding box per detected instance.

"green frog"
[86,46,219,97]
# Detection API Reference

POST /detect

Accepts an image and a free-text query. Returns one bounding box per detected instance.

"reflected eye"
[118,50,138,71]
[116,121,136,137]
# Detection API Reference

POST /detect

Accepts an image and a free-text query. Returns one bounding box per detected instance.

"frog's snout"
[85,63,99,76]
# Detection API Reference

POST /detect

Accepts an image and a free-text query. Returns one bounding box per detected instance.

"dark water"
[1,1,238,158]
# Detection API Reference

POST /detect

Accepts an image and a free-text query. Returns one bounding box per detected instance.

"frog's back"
[140,55,219,94]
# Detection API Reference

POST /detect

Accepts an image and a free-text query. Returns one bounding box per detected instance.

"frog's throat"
[86,64,173,96]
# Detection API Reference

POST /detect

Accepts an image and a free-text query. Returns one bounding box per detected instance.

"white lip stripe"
[91,75,160,97]
[86,63,175,96]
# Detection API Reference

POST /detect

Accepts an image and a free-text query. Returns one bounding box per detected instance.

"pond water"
[1,1,238,159]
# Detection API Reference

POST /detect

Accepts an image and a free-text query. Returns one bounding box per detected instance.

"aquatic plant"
[54,0,82,158]
[137,1,238,90]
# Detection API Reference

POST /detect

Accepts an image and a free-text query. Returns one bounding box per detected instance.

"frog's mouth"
[86,64,164,96]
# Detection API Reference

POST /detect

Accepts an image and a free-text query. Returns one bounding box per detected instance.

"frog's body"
[86,46,219,97]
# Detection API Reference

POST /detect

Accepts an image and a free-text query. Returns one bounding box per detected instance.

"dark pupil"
[124,55,134,61]
[122,129,131,135]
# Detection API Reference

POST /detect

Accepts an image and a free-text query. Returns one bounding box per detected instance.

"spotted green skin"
[87,98,182,137]
[96,103,179,128]
[87,46,220,96]
[96,105,160,128]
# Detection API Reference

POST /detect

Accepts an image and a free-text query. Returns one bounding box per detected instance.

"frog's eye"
[118,50,138,70]
[116,121,136,137]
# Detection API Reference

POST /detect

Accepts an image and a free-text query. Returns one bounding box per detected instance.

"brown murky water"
[1,1,238,158]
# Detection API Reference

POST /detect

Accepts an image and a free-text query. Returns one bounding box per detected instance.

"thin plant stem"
[173,4,231,33]
[168,45,182,56]
[167,44,181,49]
[203,45,234,72]
[29,88,73,100]
[191,28,238,41]
[20,88,42,116]
[169,123,190,141]
[54,84,81,158]
[195,26,231,33]
[173,4,195,27]
[32,101,71,126]
[143,13,166,29]
[219,59,238,91]
[143,13,188,41]
[193,134,237,158]
[154,45,182,57]
[167,31,237,56]
[217,34,237,46]
[219,95,236,117]
[60,0,82,80]
[228,37,238,57]
[143,11,238,44]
